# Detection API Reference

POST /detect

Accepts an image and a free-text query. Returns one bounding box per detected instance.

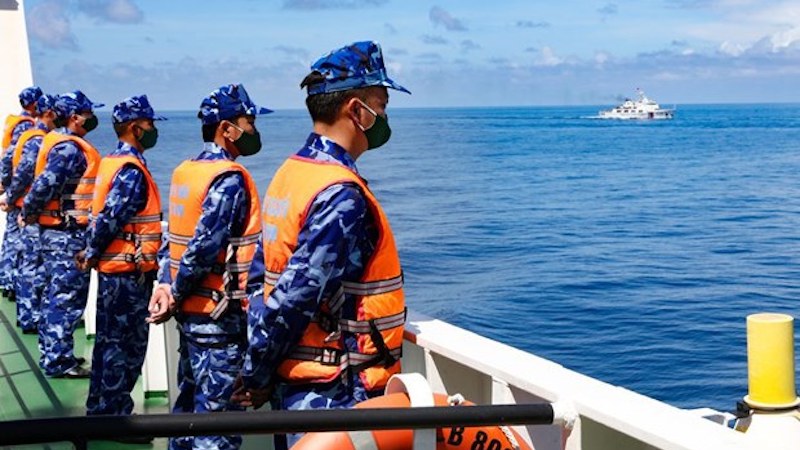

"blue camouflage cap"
[19,86,43,107]
[35,94,59,115]
[55,90,104,118]
[198,83,273,125]
[305,41,410,96]
[112,94,167,124]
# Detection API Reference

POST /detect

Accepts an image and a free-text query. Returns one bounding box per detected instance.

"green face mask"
[81,115,98,133]
[234,128,262,156]
[357,100,391,150]
[137,126,159,150]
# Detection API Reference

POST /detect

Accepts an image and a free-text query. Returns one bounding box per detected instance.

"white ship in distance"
[599,89,675,120]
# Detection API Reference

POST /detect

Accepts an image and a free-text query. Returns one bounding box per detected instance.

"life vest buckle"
[319,347,343,366]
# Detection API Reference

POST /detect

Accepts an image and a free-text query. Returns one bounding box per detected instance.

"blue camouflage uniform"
[7,94,60,332]
[161,84,270,450]
[21,90,103,377]
[240,41,410,449]
[0,86,43,294]
[85,95,166,416]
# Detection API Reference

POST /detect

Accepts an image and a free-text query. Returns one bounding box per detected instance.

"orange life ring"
[293,392,534,450]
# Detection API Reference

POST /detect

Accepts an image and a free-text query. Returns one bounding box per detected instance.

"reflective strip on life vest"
[99,253,158,262]
[62,193,94,201]
[341,274,403,296]
[127,213,162,224]
[287,346,402,369]
[336,310,406,334]
[228,232,260,246]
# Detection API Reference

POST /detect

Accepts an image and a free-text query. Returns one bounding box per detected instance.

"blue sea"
[88,104,800,412]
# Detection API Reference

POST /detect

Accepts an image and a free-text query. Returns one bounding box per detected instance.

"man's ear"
[220,120,238,141]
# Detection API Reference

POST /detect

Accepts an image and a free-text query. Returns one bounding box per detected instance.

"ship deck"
[0,295,170,449]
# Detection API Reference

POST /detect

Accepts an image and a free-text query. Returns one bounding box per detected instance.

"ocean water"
[87,104,800,412]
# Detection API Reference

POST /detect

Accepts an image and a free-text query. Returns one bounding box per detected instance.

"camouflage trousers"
[15,223,44,331]
[271,371,374,449]
[38,227,90,376]
[86,272,154,415]
[169,313,246,450]
[0,209,21,291]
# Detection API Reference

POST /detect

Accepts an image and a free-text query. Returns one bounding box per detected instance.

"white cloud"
[27,0,78,50]
[79,0,143,24]
[533,46,563,67]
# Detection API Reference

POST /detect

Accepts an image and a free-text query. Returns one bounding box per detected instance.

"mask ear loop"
[354,99,378,131]
[224,121,244,142]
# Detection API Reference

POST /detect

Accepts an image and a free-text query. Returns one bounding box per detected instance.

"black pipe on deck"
[0,403,555,447]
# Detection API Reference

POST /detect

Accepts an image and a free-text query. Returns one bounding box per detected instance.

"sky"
[22,0,800,110]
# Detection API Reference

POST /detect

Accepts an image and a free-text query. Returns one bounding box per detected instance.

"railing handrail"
[0,403,555,447]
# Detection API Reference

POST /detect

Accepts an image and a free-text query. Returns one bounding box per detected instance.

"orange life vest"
[91,154,163,274]
[33,132,101,227]
[262,155,405,391]
[168,159,261,318]
[2,114,35,151]
[10,127,47,208]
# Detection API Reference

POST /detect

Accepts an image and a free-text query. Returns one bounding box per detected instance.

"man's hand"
[18,213,36,228]
[231,374,274,409]
[146,283,176,324]
[0,194,8,213]
[74,250,97,272]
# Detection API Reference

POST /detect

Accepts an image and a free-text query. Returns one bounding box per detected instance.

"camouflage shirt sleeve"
[1,149,13,189]
[171,172,248,302]
[6,135,42,205]
[85,165,148,261]
[156,233,171,285]
[22,141,87,220]
[242,183,367,390]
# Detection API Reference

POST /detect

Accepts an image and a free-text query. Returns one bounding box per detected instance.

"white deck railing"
[83,287,762,450]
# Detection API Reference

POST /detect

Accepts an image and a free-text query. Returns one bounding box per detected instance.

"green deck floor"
[0,294,170,449]
[0,294,273,450]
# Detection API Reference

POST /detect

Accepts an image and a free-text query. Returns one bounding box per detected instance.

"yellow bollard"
[744,313,800,410]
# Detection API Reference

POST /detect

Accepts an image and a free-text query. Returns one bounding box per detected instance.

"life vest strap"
[62,193,93,201]
[117,231,161,242]
[63,209,90,218]
[341,274,404,296]
[167,232,193,246]
[128,213,162,224]
[169,258,247,276]
[66,177,96,185]
[312,308,405,336]
[265,269,281,285]
[337,309,406,334]
[41,209,62,217]
[266,274,404,298]
[228,232,260,246]
[287,345,402,370]
[99,253,158,263]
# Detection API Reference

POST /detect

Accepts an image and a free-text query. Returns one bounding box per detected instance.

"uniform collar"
[20,111,32,117]
[35,121,49,131]
[302,132,359,173]
[114,141,147,167]
[197,142,235,161]
[56,126,76,136]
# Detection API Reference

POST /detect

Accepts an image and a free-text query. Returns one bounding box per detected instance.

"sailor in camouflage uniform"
[0,86,43,300]
[3,94,61,333]
[20,90,103,379]
[234,41,409,449]
[149,84,269,450]
[77,95,165,426]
